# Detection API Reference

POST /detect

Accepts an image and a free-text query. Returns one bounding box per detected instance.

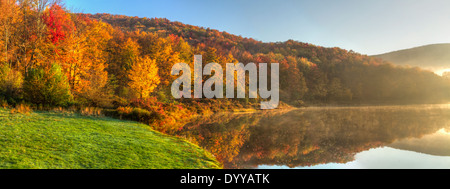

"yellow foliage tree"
[128,56,160,99]
[135,32,180,86]
[0,0,19,65]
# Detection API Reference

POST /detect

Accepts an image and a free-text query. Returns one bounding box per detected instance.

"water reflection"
[172,105,450,169]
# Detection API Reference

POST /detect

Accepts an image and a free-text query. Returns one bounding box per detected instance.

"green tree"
[23,63,72,106]
[0,63,23,104]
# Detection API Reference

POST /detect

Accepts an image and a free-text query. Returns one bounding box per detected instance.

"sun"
[435,68,450,76]
[437,128,450,135]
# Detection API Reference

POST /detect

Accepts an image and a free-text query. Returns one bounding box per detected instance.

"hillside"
[2,1,450,118]
[373,44,450,73]
[0,108,220,169]
[85,13,450,105]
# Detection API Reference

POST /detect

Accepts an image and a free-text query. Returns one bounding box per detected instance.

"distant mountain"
[373,44,450,73]
[389,129,450,157]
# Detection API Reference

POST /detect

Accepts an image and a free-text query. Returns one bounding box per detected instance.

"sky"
[259,146,450,169]
[65,0,450,55]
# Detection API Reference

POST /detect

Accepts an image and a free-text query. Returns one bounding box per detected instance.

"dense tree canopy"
[88,13,450,105]
[0,1,449,110]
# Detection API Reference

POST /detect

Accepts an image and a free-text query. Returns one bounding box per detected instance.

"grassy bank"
[0,108,221,169]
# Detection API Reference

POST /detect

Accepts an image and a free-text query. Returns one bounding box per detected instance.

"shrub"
[130,97,162,112]
[112,96,130,108]
[117,106,133,114]
[102,109,120,118]
[80,107,103,117]
[0,64,23,105]
[10,103,32,115]
[115,106,162,125]
[23,64,73,107]
[77,83,115,109]
[0,98,8,108]
[130,108,154,123]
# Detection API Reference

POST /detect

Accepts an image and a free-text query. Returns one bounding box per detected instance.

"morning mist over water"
[172,104,450,169]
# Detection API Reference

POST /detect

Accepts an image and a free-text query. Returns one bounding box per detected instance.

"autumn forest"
[1,0,450,126]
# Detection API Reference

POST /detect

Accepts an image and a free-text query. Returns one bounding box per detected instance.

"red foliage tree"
[42,4,74,45]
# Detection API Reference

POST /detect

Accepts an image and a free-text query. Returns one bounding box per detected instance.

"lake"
[172,104,450,169]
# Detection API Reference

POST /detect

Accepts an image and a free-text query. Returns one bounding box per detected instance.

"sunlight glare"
[435,69,450,76]
[437,128,450,135]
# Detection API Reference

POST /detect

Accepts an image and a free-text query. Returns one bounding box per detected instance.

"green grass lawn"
[0,108,221,169]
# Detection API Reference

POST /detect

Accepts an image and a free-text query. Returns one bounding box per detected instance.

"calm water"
[172,104,450,169]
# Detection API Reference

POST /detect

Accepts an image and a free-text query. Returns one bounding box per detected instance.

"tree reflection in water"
[169,105,450,169]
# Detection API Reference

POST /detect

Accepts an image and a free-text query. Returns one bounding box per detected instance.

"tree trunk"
[4,27,7,64]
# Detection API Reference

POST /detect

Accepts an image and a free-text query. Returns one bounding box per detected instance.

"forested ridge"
[374,43,450,70]
[1,1,449,120]
[89,13,450,105]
